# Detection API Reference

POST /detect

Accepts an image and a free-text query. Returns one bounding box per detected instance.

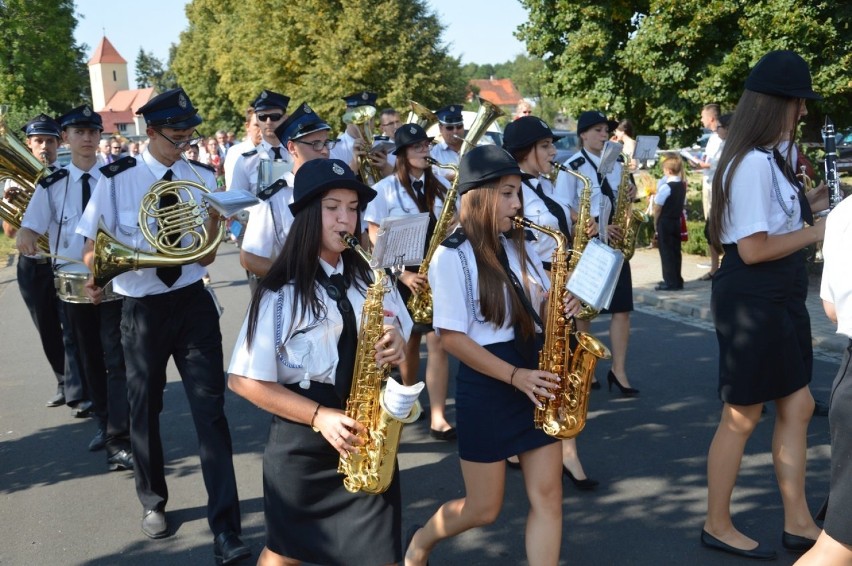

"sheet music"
[598,141,624,175]
[371,213,430,269]
[204,189,260,218]
[566,239,624,310]
[633,136,660,162]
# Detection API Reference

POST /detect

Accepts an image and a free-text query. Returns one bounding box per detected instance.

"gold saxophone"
[550,160,598,320]
[611,153,649,261]
[338,232,421,494]
[406,97,504,325]
[512,216,611,439]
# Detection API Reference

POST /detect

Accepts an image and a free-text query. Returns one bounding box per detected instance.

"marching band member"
[223,106,261,190]
[503,116,599,490]
[76,88,249,563]
[429,104,465,182]
[17,105,131,466]
[228,158,410,566]
[241,102,335,279]
[555,110,640,397]
[6,114,88,413]
[330,91,393,182]
[229,90,291,195]
[701,50,827,561]
[405,145,581,566]
[364,123,456,439]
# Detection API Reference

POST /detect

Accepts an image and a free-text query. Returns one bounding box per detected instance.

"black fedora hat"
[502,116,562,153]
[392,123,429,155]
[289,159,377,215]
[457,145,523,195]
[744,50,821,100]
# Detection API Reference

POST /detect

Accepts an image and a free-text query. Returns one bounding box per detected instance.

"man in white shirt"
[697,103,722,279]
[429,104,466,182]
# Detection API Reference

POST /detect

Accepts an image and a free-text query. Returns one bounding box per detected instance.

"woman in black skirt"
[228,159,411,566]
[404,145,582,565]
[797,173,852,563]
[702,50,828,561]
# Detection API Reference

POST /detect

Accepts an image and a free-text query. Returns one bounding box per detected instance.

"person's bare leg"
[519,443,563,565]
[795,531,852,566]
[609,312,632,388]
[424,331,452,432]
[399,332,423,387]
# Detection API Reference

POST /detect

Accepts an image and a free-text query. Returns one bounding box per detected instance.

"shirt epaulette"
[188,159,215,173]
[568,156,585,171]
[258,179,287,201]
[37,168,69,189]
[441,229,467,248]
[242,148,258,157]
[100,156,136,178]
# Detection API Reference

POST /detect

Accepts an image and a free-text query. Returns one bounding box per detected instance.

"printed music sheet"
[372,212,430,269]
[204,189,260,218]
[566,239,624,310]
[598,141,624,175]
[633,136,660,162]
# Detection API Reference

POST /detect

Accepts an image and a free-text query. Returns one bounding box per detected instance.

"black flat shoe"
[700,530,777,561]
[654,283,683,291]
[607,371,639,397]
[563,468,599,491]
[590,380,601,390]
[782,531,816,553]
[213,530,251,565]
[429,427,457,441]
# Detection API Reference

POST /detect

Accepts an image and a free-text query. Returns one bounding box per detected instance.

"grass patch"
[0,232,17,259]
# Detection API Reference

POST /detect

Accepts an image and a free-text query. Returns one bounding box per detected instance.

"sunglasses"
[294,139,338,152]
[256,113,284,122]
[443,124,464,131]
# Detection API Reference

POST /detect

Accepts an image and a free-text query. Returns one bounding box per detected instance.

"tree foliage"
[135,48,177,92]
[0,0,90,114]
[171,0,467,135]
[518,0,852,146]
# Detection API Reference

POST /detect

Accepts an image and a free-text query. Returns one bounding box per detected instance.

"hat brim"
[62,121,103,131]
[503,134,564,153]
[458,165,524,194]
[578,119,618,135]
[289,179,377,216]
[747,86,823,101]
[25,128,60,137]
[149,113,203,130]
[392,136,430,155]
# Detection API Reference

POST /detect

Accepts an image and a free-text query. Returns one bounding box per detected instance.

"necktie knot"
[271,146,282,160]
[412,179,424,192]
[162,169,174,181]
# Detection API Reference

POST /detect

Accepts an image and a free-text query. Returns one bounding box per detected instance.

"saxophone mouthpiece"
[512,215,531,229]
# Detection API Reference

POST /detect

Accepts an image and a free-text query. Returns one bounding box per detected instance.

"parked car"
[552,129,579,163]
[836,127,852,160]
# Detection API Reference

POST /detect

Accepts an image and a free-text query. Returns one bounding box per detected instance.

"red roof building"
[468,77,523,108]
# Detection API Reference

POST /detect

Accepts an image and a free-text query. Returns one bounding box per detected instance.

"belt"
[20,255,49,265]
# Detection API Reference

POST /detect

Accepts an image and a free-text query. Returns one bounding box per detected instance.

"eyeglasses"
[381,120,401,128]
[256,113,284,122]
[443,124,464,131]
[409,141,431,152]
[154,129,203,150]
[294,139,338,151]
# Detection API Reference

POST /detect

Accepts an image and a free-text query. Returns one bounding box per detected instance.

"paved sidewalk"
[628,246,847,354]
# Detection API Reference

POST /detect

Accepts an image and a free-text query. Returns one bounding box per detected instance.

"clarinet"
[822,116,841,210]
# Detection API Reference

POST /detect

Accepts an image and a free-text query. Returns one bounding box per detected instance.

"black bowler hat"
[392,123,429,155]
[252,90,290,112]
[576,111,617,135]
[342,91,378,108]
[57,104,103,131]
[276,102,330,145]
[502,116,562,153]
[435,105,464,125]
[21,114,60,137]
[137,87,202,129]
[289,159,377,215]
[457,145,523,195]
[744,50,821,100]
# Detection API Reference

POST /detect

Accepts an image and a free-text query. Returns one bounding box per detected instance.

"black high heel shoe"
[607,370,639,397]
[563,468,599,491]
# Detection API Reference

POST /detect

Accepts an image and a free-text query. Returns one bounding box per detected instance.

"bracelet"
[310,402,322,432]
[509,366,520,386]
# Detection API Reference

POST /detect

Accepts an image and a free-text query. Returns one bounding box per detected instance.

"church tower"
[88,36,129,111]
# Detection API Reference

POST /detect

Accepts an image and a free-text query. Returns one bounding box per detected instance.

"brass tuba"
[92,170,225,287]
[512,216,611,439]
[342,105,382,186]
[0,105,50,251]
[406,97,505,325]
[405,100,438,132]
[611,154,649,261]
[338,232,421,494]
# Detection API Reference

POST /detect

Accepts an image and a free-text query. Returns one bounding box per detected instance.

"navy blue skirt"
[601,260,633,314]
[456,340,558,463]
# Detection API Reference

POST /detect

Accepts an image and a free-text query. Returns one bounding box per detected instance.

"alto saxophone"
[550,161,598,320]
[338,232,421,494]
[512,217,611,439]
[611,153,649,261]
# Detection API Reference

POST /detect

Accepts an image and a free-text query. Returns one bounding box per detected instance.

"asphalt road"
[0,243,837,565]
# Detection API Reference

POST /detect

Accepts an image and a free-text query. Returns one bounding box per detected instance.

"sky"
[73,0,529,89]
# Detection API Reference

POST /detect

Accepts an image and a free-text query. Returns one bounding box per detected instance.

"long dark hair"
[245,195,371,348]
[396,147,446,213]
[708,91,800,249]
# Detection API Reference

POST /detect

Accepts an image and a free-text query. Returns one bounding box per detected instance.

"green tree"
[172,0,467,135]
[518,0,851,146]
[136,47,178,92]
[0,0,90,114]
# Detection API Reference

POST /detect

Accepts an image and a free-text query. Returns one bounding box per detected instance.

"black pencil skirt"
[263,383,401,565]
[601,260,633,314]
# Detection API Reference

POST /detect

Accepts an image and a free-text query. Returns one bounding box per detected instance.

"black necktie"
[773,149,813,226]
[496,245,543,366]
[317,270,358,400]
[81,172,91,209]
[156,169,182,287]
[412,179,426,211]
[271,146,282,160]
[526,179,571,238]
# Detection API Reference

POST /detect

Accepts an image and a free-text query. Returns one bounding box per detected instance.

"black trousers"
[657,217,683,287]
[64,299,130,453]
[121,281,241,536]
[16,256,86,402]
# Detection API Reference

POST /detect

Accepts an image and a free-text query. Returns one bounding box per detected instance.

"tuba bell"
[406,100,438,132]
[93,176,226,287]
[342,105,383,186]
